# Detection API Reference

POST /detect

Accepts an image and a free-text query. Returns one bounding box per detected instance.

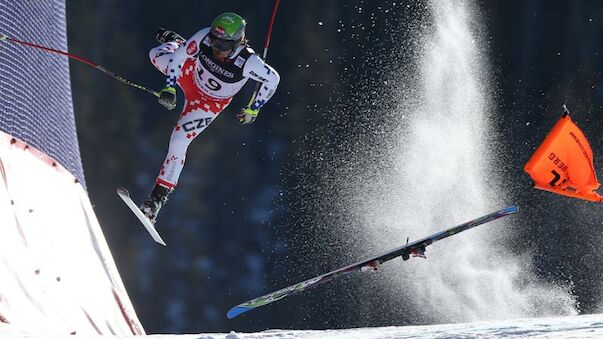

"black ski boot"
[156,27,185,44]
[140,184,173,223]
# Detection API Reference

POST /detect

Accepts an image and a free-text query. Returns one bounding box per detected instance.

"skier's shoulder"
[193,27,212,38]
[178,27,211,57]
[186,27,211,47]
[225,44,258,71]
[231,43,256,59]
[243,44,256,55]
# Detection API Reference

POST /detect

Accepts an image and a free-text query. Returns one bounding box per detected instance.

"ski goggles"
[209,33,239,51]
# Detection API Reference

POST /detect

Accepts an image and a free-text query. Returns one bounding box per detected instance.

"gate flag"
[524,112,602,202]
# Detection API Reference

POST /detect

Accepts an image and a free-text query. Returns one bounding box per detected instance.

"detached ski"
[227,205,519,319]
[116,187,166,246]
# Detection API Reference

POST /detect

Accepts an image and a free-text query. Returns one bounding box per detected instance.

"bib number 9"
[206,78,222,91]
[197,68,222,91]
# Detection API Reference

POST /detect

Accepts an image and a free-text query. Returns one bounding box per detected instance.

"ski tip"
[156,238,167,246]
[116,187,130,196]
[506,204,519,213]
[227,305,251,319]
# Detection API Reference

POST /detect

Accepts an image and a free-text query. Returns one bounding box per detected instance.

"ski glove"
[237,107,259,124]
[158,87,177,110]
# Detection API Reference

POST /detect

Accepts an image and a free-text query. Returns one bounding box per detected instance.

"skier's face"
[209,33,238,60]
[209,33,238,51]
[212,47,231,60]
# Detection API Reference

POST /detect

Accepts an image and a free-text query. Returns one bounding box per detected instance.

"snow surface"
[2,313,603,338]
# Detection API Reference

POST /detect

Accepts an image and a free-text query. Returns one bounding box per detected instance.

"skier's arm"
[243,54,280,109]
[238,54,280,123]
[158,28,210,110]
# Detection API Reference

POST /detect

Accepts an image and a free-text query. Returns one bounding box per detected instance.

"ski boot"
[139,184,173,224]
[156,27,185,45]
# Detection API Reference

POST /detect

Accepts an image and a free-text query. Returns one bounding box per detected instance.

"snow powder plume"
[355,0,577,323]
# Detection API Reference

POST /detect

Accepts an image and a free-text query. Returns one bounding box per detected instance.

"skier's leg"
[156,108,218,188]
[140,107,219,222]
[140,55,230,222]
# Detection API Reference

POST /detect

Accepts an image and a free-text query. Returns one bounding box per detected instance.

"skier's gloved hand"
[237,106,259,124]
[158,87,177,110]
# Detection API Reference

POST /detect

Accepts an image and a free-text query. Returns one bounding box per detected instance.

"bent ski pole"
[0,33,159,98]
[246,0,280,108]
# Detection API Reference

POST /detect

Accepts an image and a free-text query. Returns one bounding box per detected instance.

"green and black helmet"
[209,12,246,51]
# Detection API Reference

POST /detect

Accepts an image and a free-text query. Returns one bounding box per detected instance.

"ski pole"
[0,33,159,98]
[246,0,281,108]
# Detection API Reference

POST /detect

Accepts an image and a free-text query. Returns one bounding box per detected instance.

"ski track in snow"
[2,314,603,338]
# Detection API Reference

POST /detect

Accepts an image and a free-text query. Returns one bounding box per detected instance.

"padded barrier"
[0,131,144,335]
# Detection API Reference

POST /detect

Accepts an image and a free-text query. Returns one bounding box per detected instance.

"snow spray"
[353,0,577,323]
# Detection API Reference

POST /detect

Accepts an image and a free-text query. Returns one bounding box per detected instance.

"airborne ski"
[116,187,166,246]
[227,205,519,319]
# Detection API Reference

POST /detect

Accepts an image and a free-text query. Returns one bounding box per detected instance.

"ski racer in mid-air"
[141,12,280,223]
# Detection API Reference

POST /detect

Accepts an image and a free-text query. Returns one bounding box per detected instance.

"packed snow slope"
[1,313,602,338]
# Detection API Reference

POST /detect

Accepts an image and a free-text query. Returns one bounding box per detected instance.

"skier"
[141,12,280,223]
